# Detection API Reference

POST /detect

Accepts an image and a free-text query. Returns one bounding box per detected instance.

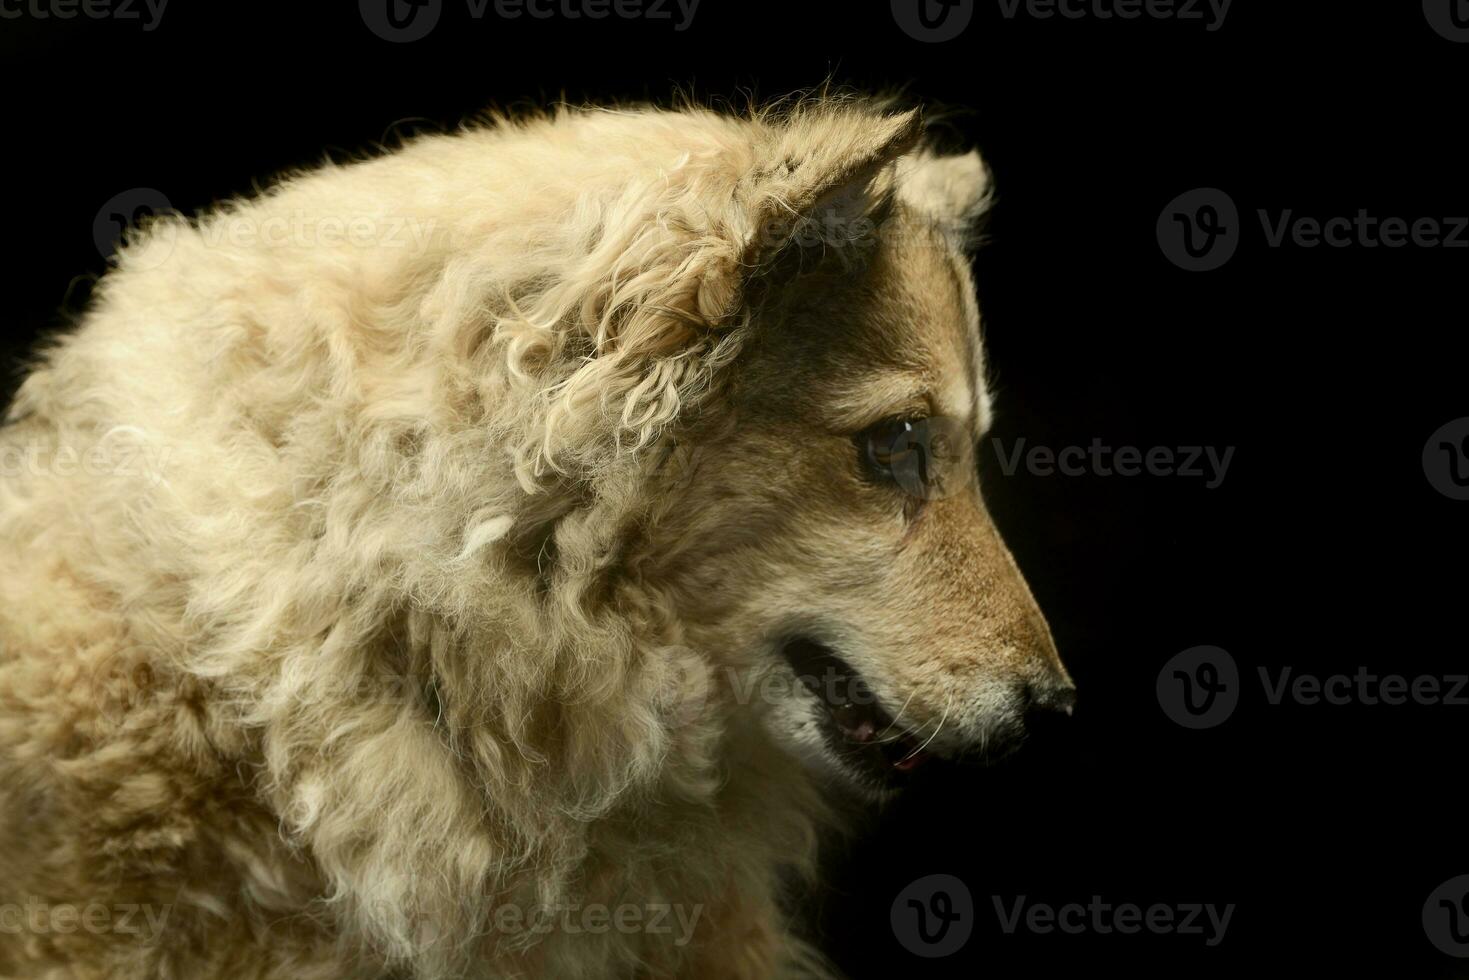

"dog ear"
[698,106,926,314]
[509,106,928,485]
[746,109,916,268]
[895,148,994,248]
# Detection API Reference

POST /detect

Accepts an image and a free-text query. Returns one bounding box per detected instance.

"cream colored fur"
[0,95,1064,978]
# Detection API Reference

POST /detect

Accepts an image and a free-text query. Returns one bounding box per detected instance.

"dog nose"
[1026,680,1077,718]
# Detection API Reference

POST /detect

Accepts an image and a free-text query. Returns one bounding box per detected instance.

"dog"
[0,94,1073,978]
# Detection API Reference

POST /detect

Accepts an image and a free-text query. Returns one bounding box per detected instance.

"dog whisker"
[901,693,953,763]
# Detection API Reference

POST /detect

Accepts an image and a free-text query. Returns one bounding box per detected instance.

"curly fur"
[0,93,1048,978]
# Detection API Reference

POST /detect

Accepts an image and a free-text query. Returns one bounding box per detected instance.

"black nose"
[1026,681,1077,718]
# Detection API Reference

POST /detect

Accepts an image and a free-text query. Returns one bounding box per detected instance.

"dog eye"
[859,416,970,500]
[862,419,918,476]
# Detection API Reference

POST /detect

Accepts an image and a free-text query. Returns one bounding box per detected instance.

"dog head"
[577,103,1077,796]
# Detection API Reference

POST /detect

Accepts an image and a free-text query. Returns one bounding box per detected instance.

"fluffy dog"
[0,95,1073,978]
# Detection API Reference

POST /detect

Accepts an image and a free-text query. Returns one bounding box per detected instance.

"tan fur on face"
[0,94,1068,978]
[652,210,1069,776]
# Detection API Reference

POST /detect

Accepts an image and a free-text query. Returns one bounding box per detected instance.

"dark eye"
[862,418,919,478]
[858,416,970,501]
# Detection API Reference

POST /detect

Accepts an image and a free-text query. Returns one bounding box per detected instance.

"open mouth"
[779,637,937,787]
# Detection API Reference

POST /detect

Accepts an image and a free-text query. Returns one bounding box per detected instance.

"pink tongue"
[893,741,929,771]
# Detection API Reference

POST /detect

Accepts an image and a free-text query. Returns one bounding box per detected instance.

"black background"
[2,2,1465,976]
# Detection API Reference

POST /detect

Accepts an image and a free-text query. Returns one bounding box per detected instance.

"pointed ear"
[743,107,925,266]
[509,106,928,482]
[689,107,926,317]
[895,148,994,247]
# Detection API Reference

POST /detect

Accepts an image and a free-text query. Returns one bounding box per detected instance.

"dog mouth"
[779,637,936,787]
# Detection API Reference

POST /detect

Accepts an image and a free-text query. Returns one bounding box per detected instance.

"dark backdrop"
[3,2,1465,976]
